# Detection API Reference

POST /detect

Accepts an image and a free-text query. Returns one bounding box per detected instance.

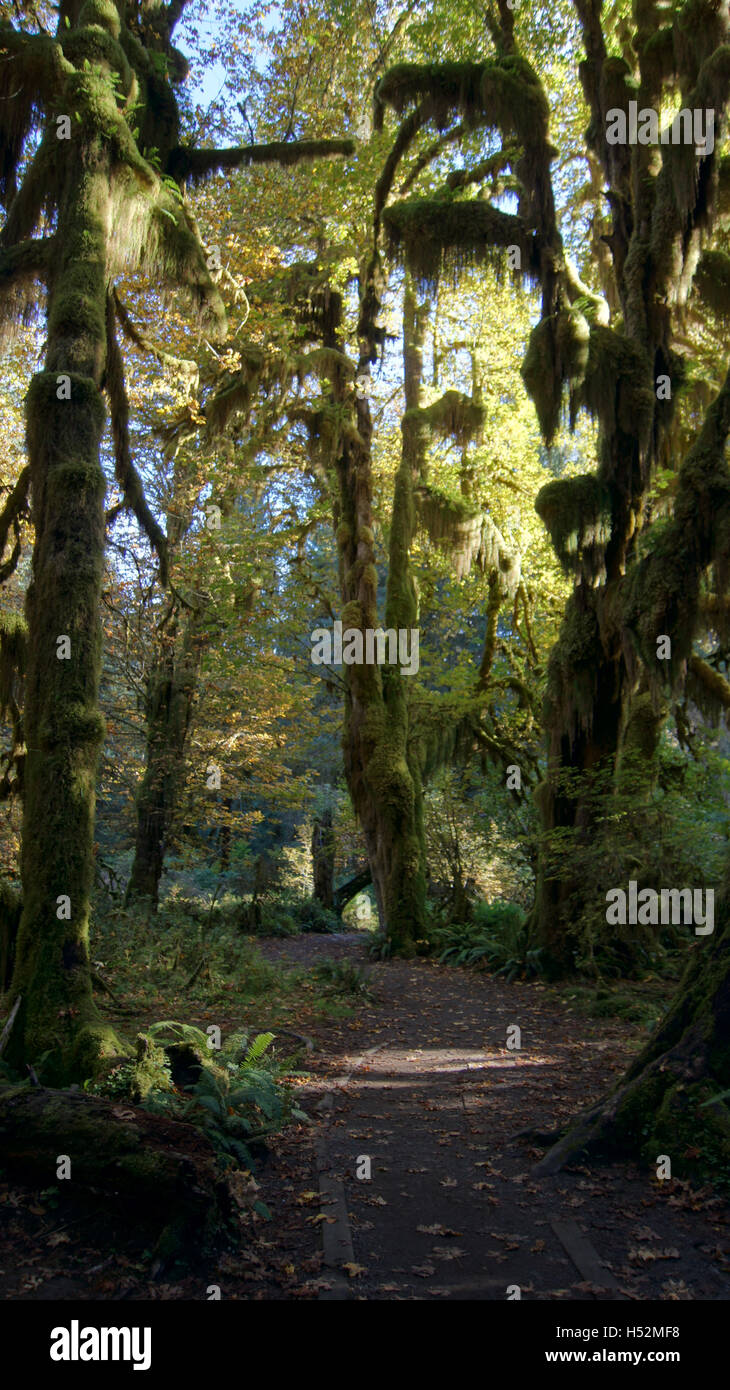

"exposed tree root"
[533,918,730,1181]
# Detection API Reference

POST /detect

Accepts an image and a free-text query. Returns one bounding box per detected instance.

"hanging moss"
[695,249,730,318]
[544,595,605,739]
[556,305,590,384]
[0,611,26,716]
[536,474,613,583]
[374,61,487,131]
[521,317,561,445]
[415,484,483,579]
[578,324,654,455]
[404,389,485,448]
[687,653,730,723]
[374,55,549,147]
[384,196,536,292]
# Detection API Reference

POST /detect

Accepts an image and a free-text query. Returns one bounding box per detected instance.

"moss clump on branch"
[536,474,613,583]
[695,249,730,319]
[415,485,483,579]
[578,324,654,457]
[374,56,549,146]
[404,389,485,449]
[521,317,561,445]
[384,197,536,291]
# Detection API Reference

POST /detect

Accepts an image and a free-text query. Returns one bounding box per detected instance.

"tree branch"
[166,137,355,187]
[104,291,169,586]
[0,465,30,582]
[112,287,198,384]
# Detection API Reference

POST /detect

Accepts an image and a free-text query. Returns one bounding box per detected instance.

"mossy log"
[533,909,730,1181]
[0,1085,232,1257]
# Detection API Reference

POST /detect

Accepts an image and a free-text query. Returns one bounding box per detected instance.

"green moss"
[0,611,26,715]
[544,595,604,736]
[536,474,613,581]
[384,197,533,292]
[375,55,549,147]
[128,1033,173,1101]
[556,306,590,384]
[78,0,121,37]
[411,388,485,445]
[415,484,483,578]
[695,250,730,319]
[521,316,561,445]
[578,324,654,453]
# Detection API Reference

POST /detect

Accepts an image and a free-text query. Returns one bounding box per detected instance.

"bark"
[311,808,335,910]
[533,898,730,1181]
[7,139,125,1080]
[124,603,204,910]
[336,277,428,953]
[0,879,21,992]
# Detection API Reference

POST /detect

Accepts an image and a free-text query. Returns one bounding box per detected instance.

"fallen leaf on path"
[416,1224,462,1236]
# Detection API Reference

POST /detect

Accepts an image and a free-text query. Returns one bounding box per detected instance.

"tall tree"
[0,0,351,1079]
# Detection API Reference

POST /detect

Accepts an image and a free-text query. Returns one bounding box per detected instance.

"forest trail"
[255,934,730,1302]
[2,933,728,1302]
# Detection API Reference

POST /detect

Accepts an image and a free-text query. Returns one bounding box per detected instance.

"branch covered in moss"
[112,288,198,382]
[384,196,537,290]
[166,137,355,186]
[622,359,730,685]
[0,466,30,583]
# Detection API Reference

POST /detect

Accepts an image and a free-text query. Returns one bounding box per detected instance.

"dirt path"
[257,933,730,1301]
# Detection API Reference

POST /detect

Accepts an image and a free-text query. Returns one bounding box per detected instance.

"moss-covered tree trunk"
[311,807,335,910]
[8,148,123,1079]
[0,0,352,1074]
[525,0,730,973]
[335,283,428,950]
[535,893,730,1181]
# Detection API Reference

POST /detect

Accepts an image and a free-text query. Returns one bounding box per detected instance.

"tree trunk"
[338,279,428,953]
[125,607,203,910]
[311,808,335,910]
[534,896,730,1181]
[7,148,124,1080]
[0,879,21,993]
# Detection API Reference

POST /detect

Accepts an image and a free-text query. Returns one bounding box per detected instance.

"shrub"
[430,900,539,980]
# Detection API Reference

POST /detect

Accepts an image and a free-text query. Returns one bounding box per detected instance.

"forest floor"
[1,931,729,1301]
